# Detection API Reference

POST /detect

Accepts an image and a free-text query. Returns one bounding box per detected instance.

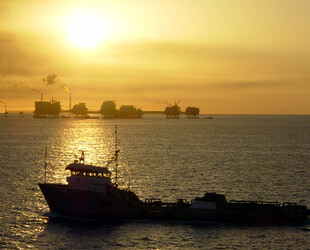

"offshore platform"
[33,94,61,118]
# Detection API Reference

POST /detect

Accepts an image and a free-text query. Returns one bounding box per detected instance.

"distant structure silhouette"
[100,101,143,119]
[185,107,200,119]
[34,98,61,118]
[72,103,88,118]
[100,101,116,119]
[117,105,143,118]
[164,101,181,119]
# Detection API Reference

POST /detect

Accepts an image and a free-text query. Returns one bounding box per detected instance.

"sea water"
[0,114,309,249]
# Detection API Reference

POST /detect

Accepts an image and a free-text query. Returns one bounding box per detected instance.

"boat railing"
[282,202,298,206]
[177,199,189,204]
[230,200,302,208]
[144,198,162,206]
[230,200,281,206]
[143,198,191,208]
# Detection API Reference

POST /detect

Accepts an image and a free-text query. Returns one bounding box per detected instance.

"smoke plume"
[43,73,70,93]
[12,82,42,94]
[43,73,58,85]
[31,88,41,94]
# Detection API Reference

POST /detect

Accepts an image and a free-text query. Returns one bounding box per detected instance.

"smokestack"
[69,93,71,118]
[61,85,71,118]
[4,104,8,118]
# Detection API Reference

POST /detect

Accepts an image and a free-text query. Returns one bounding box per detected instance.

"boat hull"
[39,183,151,220]
[39,183,145,219]
[38,183,219,221]
[39,184,308,223]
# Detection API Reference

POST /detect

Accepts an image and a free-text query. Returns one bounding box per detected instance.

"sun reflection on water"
[44,120,120,185]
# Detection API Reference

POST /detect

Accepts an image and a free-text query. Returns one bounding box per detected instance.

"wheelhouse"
[65,163,112,179]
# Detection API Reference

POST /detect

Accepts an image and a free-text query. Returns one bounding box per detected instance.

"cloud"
[121,80,289,95]
[207,80,287,90]
[100,41,310,88]
[109,41,286,62]
[0,31,47,78]
[4,81,42,94]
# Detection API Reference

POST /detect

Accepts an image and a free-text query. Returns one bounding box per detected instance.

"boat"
[39,127,309,223]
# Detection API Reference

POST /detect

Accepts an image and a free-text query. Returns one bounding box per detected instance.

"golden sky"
[1,0,310,114]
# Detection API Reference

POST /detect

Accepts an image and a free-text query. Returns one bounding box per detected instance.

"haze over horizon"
[1,0,310,114]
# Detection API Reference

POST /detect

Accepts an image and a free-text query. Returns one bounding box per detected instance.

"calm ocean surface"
[0,114,309,249]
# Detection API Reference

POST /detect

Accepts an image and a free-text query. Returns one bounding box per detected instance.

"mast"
[69,92,71,118]
[44,147,47,183]
[115,124,119,187]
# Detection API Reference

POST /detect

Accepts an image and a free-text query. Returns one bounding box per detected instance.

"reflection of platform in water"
[34,100,61,118]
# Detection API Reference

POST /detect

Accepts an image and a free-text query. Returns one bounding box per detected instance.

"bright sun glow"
[67,12,107,48]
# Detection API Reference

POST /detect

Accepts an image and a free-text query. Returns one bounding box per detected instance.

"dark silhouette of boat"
[39,127,309,223]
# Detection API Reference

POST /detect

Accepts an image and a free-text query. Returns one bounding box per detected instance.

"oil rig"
[100,101,143,119]
[33,94,61,118]
[164,100,200,119]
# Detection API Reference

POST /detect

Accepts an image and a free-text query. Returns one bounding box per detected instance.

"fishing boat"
[39,126,309,223]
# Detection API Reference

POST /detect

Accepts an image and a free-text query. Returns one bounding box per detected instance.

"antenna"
[79,150,85,164]
[44,147,47,183]
[128,177,131,191]
[175,99,181,105]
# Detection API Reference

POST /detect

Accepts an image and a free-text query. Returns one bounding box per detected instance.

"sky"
[1,0,310,114]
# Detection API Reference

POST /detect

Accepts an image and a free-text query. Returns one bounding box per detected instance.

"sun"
[67,11,107,49]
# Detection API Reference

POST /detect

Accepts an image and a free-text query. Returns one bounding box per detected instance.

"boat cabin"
[66,163,112,177]
[65,163,112,192]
